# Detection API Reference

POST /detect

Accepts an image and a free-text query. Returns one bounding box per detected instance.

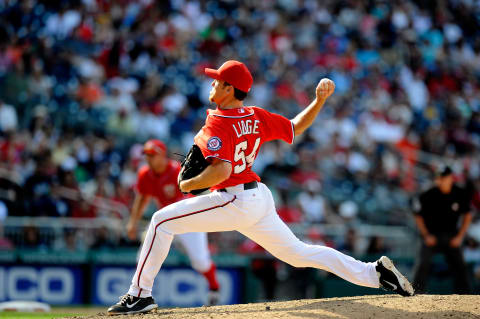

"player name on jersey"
[232,120,260,138]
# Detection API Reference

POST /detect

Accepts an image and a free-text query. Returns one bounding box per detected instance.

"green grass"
[0,306,105,318]
[0,313,78,319]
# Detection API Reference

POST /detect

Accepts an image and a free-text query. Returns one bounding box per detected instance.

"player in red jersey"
[108,61,413,315]
[126,139,220,306]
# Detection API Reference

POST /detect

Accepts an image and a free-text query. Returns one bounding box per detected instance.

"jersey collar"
[207,107,255,118]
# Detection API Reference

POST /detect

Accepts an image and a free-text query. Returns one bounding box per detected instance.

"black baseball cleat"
[376,256,414,297]
[207,289,220,306]
[107,294,157,315]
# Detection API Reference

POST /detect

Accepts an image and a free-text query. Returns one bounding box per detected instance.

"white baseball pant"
[128,182,380,297]
[176,232,212,273]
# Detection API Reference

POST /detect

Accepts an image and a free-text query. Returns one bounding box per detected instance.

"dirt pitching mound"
[79,294,480,319]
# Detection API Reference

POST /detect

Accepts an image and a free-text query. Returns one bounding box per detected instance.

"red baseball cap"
[143,139,167,155]
[205,60,253,93]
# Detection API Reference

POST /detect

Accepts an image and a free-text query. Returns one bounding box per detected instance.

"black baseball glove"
[178,144,210,195]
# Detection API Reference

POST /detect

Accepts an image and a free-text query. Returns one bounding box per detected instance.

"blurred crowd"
[0,0,480,257]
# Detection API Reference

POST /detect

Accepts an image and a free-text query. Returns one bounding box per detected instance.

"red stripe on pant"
[136,196,237,288]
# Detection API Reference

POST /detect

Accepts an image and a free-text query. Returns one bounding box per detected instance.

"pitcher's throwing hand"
[316,78,335,100]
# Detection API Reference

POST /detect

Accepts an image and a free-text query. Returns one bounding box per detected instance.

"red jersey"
[194,106,294,190]
[136,160,185,207]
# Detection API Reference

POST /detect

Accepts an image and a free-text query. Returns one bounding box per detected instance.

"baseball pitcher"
[108,60,414,315]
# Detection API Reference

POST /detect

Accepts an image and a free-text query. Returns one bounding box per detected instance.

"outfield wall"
[0,250,477,305]
[0,249,253,306]
[0,265,243,306]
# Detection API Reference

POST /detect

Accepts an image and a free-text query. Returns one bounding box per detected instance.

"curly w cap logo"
[207,137,222,151]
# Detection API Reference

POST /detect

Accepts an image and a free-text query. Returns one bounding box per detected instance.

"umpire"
[412,166,473,294]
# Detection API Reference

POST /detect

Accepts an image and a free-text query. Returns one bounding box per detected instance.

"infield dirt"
[73,294,480,319]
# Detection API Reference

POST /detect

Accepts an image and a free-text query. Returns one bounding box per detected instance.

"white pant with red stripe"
[128,182,380,297]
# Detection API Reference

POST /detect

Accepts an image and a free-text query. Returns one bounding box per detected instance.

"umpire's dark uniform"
[412,167,473,294]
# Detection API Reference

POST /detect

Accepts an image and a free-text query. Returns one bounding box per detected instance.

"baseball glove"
[178,144,210,195]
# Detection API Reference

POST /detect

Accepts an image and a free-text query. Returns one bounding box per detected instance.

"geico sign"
[0,267,74,304]
[96,268,232,306]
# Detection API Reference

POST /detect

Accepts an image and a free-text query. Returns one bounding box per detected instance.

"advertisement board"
[0,266,84,304]
[92,266,243,306]
[0,264,243,305]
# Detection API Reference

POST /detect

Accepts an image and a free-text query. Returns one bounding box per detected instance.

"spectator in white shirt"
[0,100,18,132]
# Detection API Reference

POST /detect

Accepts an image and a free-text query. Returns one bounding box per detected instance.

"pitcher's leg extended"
[240,211,378,287]
[239,211,413,296]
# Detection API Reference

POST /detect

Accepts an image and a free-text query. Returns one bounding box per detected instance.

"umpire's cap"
[205,60,253,93]
[435,165,453,177]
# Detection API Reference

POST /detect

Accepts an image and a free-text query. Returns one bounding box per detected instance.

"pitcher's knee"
[151,209,166,223]
[150,208,176,235]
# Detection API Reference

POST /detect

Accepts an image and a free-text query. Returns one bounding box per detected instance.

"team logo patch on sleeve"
[207,137,222,151]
